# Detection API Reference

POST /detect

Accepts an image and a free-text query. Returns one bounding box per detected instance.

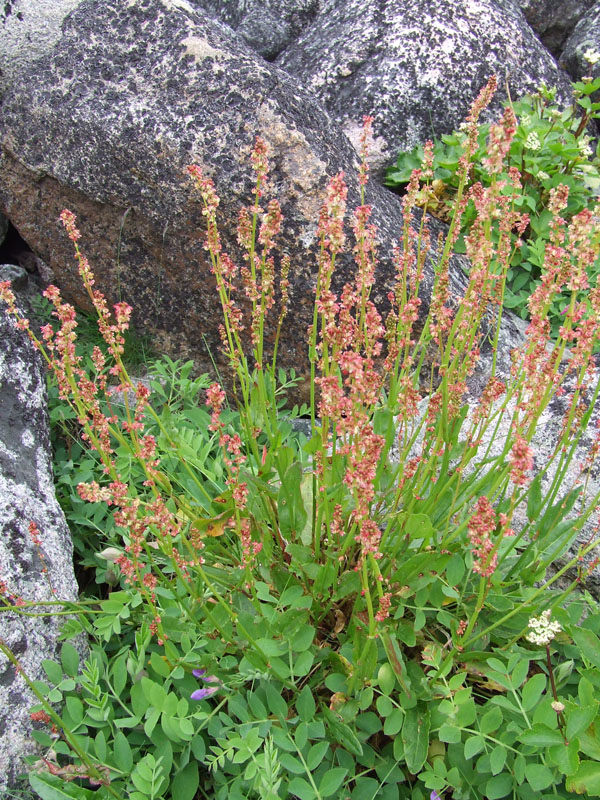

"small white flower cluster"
[536,170,550,181]
[526,609,561,646]
[520,114,532,128]
[525,131,541,151]
[578,136,593,158]
[584,48,600,66]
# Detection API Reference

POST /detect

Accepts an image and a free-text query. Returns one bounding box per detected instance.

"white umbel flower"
[584,48,600,66]
[525,131,541,151]
[526,609,561,645]
[578,136,593,158]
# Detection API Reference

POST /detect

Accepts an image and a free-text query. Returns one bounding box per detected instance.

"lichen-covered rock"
[192,0,318,60]
[0,0,83,97]
[277,0,573,173]
[515,0,595,56]
[0,288,80,791]
[0,0,475,403]
[561,2,600,84]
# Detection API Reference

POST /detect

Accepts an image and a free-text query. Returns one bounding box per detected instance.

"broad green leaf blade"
[402,706,430,773]
[29,773,97,800]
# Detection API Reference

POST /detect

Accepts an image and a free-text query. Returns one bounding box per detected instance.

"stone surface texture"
[561,2,600,84]
[0,0,474,405]
[192,0,318,59]
[0,0,83,97]
[516,0,596,56]
[0,292,80,792]
[277,0,573,173]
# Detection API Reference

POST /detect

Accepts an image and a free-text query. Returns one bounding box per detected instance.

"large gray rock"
[561,2,600,84]
[0,0,83,97]
[516,0,595,57]
[0,0,475,405]
[277,0,573,173]
[192,0,318,60]
[0,284,80,792]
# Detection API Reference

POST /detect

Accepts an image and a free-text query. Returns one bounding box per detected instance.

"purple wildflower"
[191,668,221,700]
[430,792,442,800]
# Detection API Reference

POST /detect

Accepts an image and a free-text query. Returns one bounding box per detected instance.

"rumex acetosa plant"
[2,76,600,799]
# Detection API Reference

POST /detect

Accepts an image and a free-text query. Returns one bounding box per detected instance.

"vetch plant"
[2,77,600,799]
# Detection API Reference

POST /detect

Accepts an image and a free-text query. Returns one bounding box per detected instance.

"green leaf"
[65,696,84,726]
[525,762,554,791]
[29,773,96,800]
[490,745,507,775]
[278,462,308,540]
[95,730,107,761]
[567,703,598,740]
[141,677,167,712]
[521,673,546,711]
[170,761,199,800]
[288,777,317,800]
[265,684,288,720]
[510,657,529,690]
[61,643,80,678]
[439,724,461,743]
[111,652,128,696]
[113,730,133,773]
[307,741,330,771]
[479,705,503,734]
[402,706,430,773]
[296,684,316,722]
[319,767,348,797]
[377,662,396,695]
[291,624,316,652]
[464,735,485,759]
[527,474,543,521]
[566,760,600,795]
[485,773,513,799]
[376,695,394,717]
[548,739,580,776]
[381,632,412,696]
[383,708,403,736]
[279,752,306,775]
[519,724,565,747]
[42,659,63,685]
[322,706,363,756]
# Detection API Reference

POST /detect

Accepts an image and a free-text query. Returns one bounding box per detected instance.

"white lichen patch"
[343,119,390,174]
[180,35,229,70]
[21,428,34,449]
[256,101,328,221]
